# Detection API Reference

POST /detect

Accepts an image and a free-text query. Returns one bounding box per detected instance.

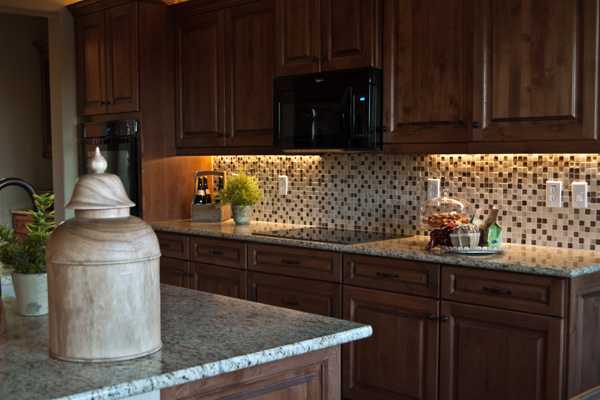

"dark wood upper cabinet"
[471,0,599,145]
[384,0,600,154]
[74,2,139,116]
[174,10,225,148]
[382,0,471,147]
[174,0,276,152]
[275,0,381,76]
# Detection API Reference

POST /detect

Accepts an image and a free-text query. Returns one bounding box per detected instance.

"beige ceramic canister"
[45,148,162,362]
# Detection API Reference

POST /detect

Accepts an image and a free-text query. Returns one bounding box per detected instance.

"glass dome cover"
[420,188,473,229]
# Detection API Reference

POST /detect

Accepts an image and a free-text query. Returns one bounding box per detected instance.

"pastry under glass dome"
[420,188,473,229]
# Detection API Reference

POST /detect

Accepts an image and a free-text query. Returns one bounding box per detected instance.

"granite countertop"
[0,284,371,400]
[151,220,600,278]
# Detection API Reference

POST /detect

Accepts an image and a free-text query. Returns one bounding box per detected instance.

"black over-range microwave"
[274,67,383,153]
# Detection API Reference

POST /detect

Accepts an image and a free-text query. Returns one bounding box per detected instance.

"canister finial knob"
[89,147,107,173]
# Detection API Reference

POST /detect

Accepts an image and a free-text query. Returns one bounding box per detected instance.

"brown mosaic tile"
[214,154,600,251]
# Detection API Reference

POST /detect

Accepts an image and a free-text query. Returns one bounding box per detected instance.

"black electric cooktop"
[252,227,411,245]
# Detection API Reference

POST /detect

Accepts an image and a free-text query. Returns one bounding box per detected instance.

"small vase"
[231,204,252,225]
[11,272,48,316]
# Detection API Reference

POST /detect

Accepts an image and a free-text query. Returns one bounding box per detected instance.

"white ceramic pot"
[11,272,48,316]
[232,204,252,225]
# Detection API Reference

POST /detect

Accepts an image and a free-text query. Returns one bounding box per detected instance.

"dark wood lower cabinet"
[248,272,341,318]
[192,262,247,300]
[439,301,564,400]
[159,258,192,289]
[342,286,439,400]
[161,346,340,399]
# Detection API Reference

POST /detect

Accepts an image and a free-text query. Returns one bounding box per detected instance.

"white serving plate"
[441,246,507,255]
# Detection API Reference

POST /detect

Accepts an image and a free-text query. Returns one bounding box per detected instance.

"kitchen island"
[0,283,371,399]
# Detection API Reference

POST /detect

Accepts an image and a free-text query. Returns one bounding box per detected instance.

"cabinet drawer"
[442,266,566,317]
[192,262,247,300]
[156,231,189,260]
[344,254,440,298]
[248,272,341,318]
[248,243,342,282]
[190,237,247,269]
[160,257,192,289]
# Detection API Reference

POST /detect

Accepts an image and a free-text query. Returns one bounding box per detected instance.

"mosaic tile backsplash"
[214,154,599,251]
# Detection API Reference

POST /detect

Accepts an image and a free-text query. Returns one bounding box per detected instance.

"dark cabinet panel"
[343,285,439,400]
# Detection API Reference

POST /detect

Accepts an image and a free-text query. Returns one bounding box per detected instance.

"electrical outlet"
[572,182,588,208]
[278,175,288,195]
[546,180,562,207]
[427,179,441,200]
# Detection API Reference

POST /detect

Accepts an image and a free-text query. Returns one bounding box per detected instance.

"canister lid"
[65,148,135,210]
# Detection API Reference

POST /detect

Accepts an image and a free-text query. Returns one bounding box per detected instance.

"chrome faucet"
[0,177,39,211]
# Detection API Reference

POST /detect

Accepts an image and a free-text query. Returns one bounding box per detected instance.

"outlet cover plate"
[572,182,588,208]
[546,180,562,207]
[279,175,288,195]
[427,179,441,200]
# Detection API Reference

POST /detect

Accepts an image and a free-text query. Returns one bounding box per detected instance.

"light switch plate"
[279,175,288,195]
[546,180,562,207]
[572,182,588,208]
[427,179,441,200]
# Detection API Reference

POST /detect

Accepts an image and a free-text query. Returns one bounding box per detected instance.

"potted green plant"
[216,169,261,225]
[0,193,55,316]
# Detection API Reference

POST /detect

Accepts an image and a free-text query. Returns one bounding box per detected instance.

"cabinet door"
[248,272,341,317]
[343,286,439,400]
[383,0,470,146]
[439,301,564,400]
[175,11,226,148]
[471,0,599,144]
[75,11,107,116]
[226,0,276,148]
[192,262,247,300]
[320,0,381,71]
[104,2,139,114]
[275,0,320,76]
[160,258,192,289]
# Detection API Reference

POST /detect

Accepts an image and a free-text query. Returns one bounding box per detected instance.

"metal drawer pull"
[282,300,300,306]
[483,286,512,295]
[209,250,224,255]
[427,314,436,321]
[376,272,401,278]
[440,316,449,323]
[282,259,300,265]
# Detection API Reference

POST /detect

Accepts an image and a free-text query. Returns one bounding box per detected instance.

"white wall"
[0,12,52,226]
[0,0,78,224]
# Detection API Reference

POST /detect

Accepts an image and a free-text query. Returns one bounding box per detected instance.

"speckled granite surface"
[151,220,600,278]
[0,284,371,400]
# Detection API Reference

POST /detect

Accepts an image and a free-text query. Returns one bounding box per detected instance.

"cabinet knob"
[320,56,327,61]
[218,132,224,137]
[472,121,481,129]
[427,314,436,321]
[225,132,231,138]
[440,316,449,323]
[381,126,389,132]
[311,57,318,62]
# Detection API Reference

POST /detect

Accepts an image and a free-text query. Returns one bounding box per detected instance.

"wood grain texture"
[343,285,439,400]
[383,0,470,144]
[161,346,340,400]
[439,301,563,400]
[193,262,248,299]
[248,272,342,317]
[471,0,599,142]
[46,215,161,362]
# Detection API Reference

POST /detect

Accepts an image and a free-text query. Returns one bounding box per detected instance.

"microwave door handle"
[344,90,353,144]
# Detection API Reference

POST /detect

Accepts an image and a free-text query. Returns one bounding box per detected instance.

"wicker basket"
[450,232,480,248]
